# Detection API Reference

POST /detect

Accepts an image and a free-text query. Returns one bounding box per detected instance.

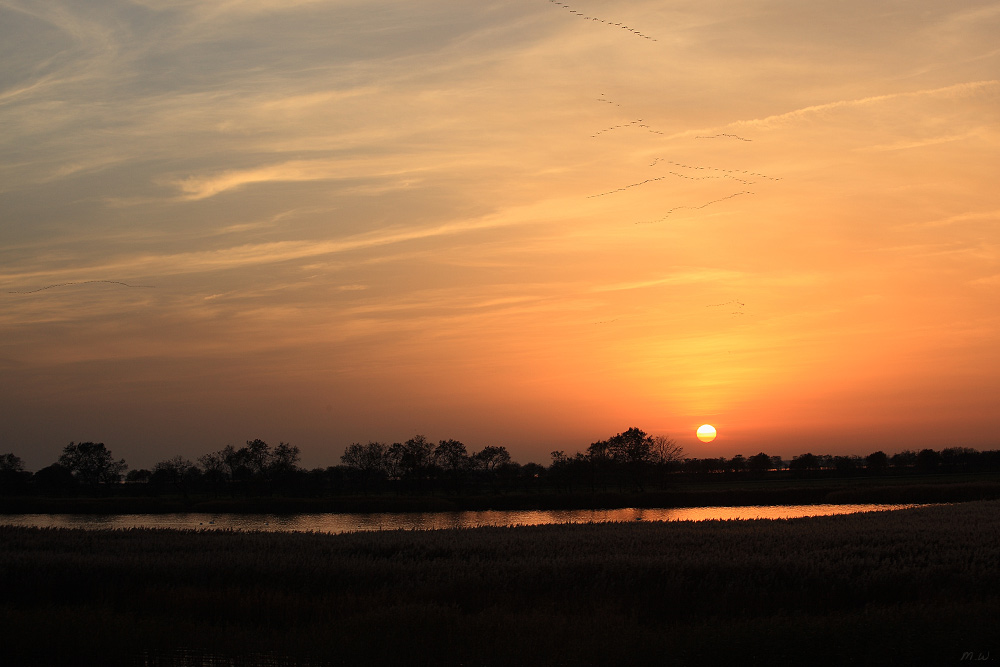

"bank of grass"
[3,471,1000,514]
[2,501,999,665]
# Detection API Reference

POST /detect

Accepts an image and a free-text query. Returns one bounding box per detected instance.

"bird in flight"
[7,280,155,294]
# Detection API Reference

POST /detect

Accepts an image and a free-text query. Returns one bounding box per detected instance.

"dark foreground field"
[2,502,999,666]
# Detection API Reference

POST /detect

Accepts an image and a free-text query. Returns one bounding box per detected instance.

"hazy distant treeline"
[1,428,999,498]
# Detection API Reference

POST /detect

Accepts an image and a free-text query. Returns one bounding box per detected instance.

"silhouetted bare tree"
[434,439,470,493]
[651,435,684,465]
[341,441,389,491]
[387,435,435,492]
[473,445,511,472]
[198,450,228,494]
[151,456,200,497]
[152,456,197,483]
[435,439,469,472]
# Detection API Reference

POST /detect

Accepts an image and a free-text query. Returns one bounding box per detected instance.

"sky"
[2,0,999,471]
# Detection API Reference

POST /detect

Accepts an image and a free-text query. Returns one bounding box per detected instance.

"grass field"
[2,501,999,665]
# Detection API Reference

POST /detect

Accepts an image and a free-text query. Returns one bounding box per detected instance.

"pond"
[0,503,927,533]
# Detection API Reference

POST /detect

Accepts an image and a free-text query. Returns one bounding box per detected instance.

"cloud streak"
[738,80,999,129]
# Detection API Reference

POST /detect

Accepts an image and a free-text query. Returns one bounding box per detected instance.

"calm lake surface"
[1,503,925,533]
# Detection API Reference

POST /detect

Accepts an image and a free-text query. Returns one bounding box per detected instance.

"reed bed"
[2,501,999,665]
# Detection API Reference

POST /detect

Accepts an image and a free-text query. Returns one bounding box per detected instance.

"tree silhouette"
[748,452,772,475]
[941,447,978,472]
[270,442,301,475]
[833,455,860,476]
[473,445,512,493]
[865,451,889,474]
[609,428,655,490]
[0,453,28,494]
[198,439,301,495]
[151,456,200,497]
[916,448,943,473]
[32,463,78,495]
[244,439,271,478]
[58,442,127,488]
[435,439,469,472]
[890,450,917,468]
[269,442,302,493]
[651,435,684,465]
[434,439,470,493]
[584,429,682,490]
[151,456,197,483]
[0,453,24,473]
[125,469,152,484]
[473,445,511,472]
[198,450,228,494]
[341,441,389,491]
[385,436,436,492]
[403,435,435,478]
[789,453,819,475]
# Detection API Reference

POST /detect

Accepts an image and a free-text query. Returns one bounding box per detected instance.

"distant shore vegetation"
[2,428,999,511]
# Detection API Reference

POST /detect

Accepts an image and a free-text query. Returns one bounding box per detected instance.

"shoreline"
[3,472,998,514]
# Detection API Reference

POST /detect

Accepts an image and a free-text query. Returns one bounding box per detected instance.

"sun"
[696,424,717,443]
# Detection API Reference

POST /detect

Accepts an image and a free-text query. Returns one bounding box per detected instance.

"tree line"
[1,428,998,498]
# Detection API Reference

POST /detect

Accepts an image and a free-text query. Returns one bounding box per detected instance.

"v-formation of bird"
[547,3,773,322]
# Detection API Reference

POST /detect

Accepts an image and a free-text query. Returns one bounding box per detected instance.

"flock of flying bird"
[548,0,658,41]
[545,3,781,227]
[550,2,769,321]
[6,280,154,295]
[707,299,747,317]
[9,4,771,308]
[584,93,779,221]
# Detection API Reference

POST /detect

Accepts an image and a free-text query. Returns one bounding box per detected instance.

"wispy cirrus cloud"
[737,80,999,129]
[904,209,1000,229]
[170,160,355,201]
[592,270,746,293]
[0,202,551,286]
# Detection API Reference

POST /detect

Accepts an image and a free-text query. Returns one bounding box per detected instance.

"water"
[0,503,925,533]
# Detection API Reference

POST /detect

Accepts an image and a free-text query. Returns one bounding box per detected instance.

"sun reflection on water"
[2,504,927,533]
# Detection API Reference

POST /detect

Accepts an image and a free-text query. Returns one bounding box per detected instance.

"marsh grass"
[2,501,999,665]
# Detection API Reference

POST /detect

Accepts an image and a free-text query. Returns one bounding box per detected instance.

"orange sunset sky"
[2,0,998,470]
